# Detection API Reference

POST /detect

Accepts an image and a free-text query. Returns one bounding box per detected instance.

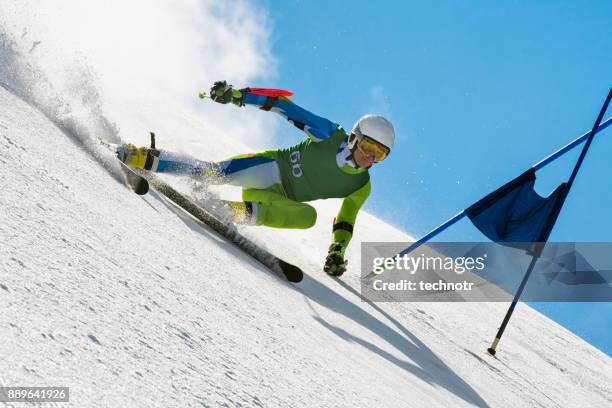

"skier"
[117,81,395,277]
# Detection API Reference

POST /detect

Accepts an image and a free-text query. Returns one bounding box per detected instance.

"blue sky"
[259,1,612,355]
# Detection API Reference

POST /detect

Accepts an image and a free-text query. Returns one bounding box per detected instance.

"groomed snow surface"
[1,86,610,407]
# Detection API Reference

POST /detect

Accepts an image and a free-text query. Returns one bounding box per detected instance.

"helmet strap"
[346,133,360,168]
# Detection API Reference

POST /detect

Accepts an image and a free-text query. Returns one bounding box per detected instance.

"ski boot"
[116,143,160,171]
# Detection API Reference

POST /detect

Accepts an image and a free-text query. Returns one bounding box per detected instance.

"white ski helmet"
[350,114,395,153]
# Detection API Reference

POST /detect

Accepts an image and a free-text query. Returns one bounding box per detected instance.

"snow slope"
[1,84,611,408]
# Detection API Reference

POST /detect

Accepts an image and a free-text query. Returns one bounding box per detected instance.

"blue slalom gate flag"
[465,168,567,251]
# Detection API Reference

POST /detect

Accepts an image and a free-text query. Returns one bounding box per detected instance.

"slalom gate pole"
[564,88,612,189]
[533,116,612,171]
[364,210,467,278]
[397,210,466,257]
[487,255,539,355]
[487,87,612,356]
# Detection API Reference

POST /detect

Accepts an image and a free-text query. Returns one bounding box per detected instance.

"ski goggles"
[356,135,390,162]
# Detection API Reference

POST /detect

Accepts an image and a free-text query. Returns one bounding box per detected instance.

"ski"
[136,169,303,283]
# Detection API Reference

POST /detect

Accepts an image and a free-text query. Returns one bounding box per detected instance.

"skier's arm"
[324,180,371,276]
[333,180,371,255]
[208,81,338,142]
[241,92,338,142]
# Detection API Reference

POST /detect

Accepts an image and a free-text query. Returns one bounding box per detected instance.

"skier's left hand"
[324,243,347,277]
[210,80,244,106]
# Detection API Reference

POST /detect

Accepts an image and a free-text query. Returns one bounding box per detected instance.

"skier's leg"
[154,150,217,177]
[155,150,282,186]
[213,151,317,229]
[118,144,282,187]
[213,150,282,188]
[116,144,217,176]
[236,184,317,230]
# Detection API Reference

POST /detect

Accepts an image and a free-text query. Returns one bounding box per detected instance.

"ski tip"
[133,180,150,195]
[277,259,304,283]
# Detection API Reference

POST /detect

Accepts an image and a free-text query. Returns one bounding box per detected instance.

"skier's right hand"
[210,80,244,106]
[324,243,348,277]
